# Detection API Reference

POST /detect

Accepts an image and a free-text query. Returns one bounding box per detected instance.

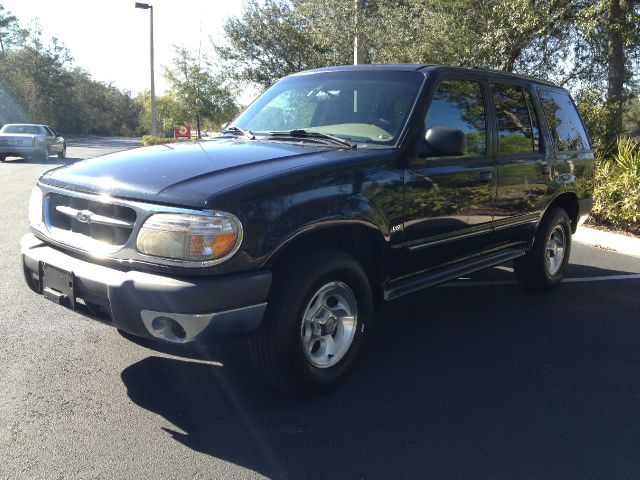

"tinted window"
[425,80,486,156]
[44,127,55,137]
[492,84,534,154]
[538,88,590,151]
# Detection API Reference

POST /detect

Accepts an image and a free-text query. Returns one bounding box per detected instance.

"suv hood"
[40,138,337,208]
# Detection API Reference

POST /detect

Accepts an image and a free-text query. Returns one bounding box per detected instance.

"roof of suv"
[293,64,557,88]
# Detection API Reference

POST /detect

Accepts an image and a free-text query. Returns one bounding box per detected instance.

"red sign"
[174,125,191,139]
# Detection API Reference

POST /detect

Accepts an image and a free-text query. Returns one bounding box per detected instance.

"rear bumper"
[0,146,40,157]
[21,233,272,345]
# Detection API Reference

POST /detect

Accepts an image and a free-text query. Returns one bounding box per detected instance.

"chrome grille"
[46,192,136,246]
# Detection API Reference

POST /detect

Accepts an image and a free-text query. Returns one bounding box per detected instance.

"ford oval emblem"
[76,211,91,223]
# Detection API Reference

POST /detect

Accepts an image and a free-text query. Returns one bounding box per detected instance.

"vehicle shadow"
[121,264,640,479]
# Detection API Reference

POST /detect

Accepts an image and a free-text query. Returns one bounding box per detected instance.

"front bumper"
[21,233,272,345]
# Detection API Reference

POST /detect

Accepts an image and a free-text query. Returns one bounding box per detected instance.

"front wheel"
[0,155,5,162]
[514,207,572,291]
[249,247,372,394]
[58,144,66,159]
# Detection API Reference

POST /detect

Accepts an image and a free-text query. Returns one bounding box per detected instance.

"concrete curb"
[574,226,640,257]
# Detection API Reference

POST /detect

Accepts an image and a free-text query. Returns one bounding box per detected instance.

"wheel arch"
[264,222,388,311]
[544,192,580,233]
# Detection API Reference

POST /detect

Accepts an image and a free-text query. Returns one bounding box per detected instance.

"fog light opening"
[149,316,187,341]
[151,316,171,333]
[170,319,187,339]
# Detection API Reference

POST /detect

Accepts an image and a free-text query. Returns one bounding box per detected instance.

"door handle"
[479,171,493,183]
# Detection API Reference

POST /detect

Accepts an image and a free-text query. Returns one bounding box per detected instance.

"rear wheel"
[0,155,5,162]
[249,247,372,394]
[58,144,66,159]
[514,207,572,291]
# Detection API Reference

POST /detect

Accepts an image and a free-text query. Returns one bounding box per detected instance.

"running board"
[383,248,527,301]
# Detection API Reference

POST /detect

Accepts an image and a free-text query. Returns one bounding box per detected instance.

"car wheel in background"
[58,144,66,159]
[514,207,572,291]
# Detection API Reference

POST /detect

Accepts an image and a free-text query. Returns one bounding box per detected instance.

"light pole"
[135,2,156,135]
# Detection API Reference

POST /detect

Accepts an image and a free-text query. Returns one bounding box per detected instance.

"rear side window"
[492,84,536,154]
[538,89,590,151]
[424,79,487,156]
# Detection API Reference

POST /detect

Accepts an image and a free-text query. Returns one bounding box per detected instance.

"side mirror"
[420,127,466,157]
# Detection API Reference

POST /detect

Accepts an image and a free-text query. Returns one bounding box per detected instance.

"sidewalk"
[574,226,640,257]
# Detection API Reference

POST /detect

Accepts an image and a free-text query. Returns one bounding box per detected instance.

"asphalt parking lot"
[1,138,640,479]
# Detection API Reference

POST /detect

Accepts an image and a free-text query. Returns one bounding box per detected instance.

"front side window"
[538,88,590,151]
[424,79,487,156]
[234,70,424,145]
[492,84,535,155]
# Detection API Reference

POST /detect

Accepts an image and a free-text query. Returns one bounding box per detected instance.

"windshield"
[1,125,41,135]
[233,70,425,145]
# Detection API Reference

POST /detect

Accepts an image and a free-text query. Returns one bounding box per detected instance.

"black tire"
[0,155,5,162]
[249,247,373,394]
[57,144,66,159]
[514,207,572,291]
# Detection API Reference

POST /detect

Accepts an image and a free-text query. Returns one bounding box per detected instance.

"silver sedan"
[0,124,66,162]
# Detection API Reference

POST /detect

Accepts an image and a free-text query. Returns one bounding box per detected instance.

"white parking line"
[439,273,640,288]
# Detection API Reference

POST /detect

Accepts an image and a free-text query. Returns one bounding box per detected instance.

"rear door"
[536,87,593,202]
[402,74,497,271]
[490,81,552,247]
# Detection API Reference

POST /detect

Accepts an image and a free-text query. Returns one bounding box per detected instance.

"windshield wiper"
[222,126,255,140]
[267,129,357,149]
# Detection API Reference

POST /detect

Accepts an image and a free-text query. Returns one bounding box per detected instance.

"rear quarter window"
[538,89,590,151]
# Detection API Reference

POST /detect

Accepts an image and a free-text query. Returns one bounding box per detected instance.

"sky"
[1,0,245,96]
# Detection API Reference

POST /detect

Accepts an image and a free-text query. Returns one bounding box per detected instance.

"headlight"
[28,186,43,228]
[136,211,242,264]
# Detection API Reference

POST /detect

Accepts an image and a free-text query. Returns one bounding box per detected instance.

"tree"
[217,0,335,87]
[136,91,189,136]
[0,14,142,135]
[164,46,238,137]
[0,4,19,52]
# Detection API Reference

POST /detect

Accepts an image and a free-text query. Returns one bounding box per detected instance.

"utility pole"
[149,5,156,135]
[354,0,365,65]
[135,3,157,135]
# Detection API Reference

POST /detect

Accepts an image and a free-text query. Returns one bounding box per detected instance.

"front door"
[403,76,496,272]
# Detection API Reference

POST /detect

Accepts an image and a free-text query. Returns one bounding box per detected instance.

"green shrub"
[141,135,183,147]
[592,136,640,234]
